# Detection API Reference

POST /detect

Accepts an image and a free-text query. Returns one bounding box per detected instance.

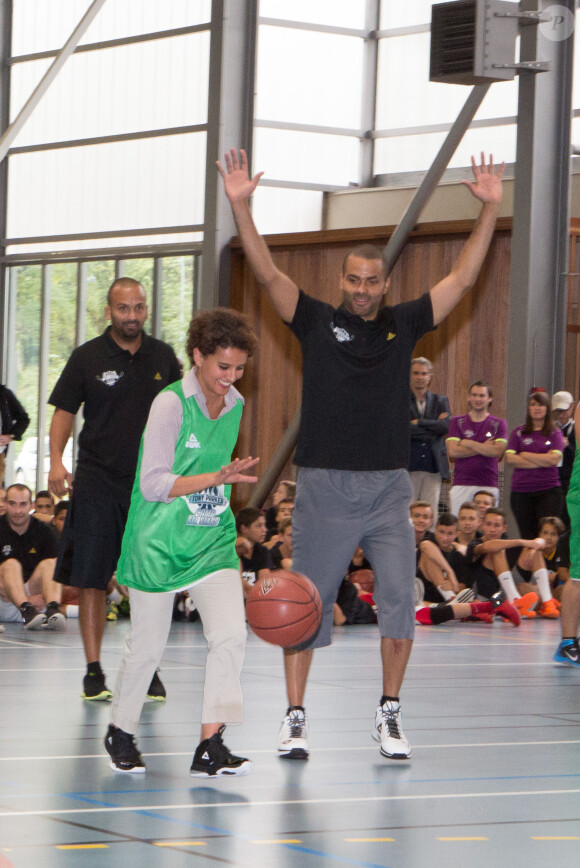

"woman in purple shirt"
[506,391,565,540]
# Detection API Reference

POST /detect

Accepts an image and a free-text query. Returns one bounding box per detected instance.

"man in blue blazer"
[409,357,451,524]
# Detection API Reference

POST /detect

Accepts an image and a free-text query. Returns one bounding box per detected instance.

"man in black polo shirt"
[0,483,63,630]
[48,277,181,700]
[218,149,504,762]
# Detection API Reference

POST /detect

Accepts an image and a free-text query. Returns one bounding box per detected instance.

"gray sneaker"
[19,602,46,630]
[43,601,66,631]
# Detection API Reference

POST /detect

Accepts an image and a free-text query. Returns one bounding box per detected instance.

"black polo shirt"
[288,290,435,470]
[0,514,58,580]
[49,327,181,500]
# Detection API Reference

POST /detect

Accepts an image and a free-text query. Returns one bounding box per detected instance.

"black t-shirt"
[465,537,500,598]
[288,291,435,470]
[240,542,273,586]
[0,515,58,581]
[49,328,181,500]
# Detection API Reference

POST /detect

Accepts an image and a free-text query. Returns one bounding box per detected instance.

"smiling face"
[468,385,492,414]
[106,282,148,343]
[410,505,433,536]
[340,256,388,321]
[193,346,248,404]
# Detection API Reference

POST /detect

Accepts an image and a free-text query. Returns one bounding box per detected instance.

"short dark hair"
[275,498,294,515]
[236,507,264,533]
[469,381,492,399]
[6,483,32,501]
[484,507,506,521]
[458,501,478,514]
[186,308,258,365]
[35,490,52,502]
[54,501,69,518]
[342,244,388,278]
[107,276,144,305]
[473,489,496,504]
[436,512,458,528]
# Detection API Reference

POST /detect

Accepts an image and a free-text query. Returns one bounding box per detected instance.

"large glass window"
[7,132,206,244]
[12,0,211,56]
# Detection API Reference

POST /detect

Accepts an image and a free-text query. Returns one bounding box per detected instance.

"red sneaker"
[491,592,521,627]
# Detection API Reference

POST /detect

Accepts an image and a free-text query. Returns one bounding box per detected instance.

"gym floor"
[0,613,579,868]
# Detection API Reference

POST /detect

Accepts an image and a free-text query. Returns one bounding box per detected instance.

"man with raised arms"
[218,149,504,761]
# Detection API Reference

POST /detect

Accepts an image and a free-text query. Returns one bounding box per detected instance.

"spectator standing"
[48,277,181,700]
[408,357,451,522]
[552,390,575,527]
[0,385,30,485]
[505,391,564,541]
[446,382,508,516]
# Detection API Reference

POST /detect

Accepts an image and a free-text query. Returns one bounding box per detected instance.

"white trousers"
[449,484,500,517]
[110,568,246,735]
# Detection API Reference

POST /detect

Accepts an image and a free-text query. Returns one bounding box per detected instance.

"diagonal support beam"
[383,84,490,275]
[0,0,108,164]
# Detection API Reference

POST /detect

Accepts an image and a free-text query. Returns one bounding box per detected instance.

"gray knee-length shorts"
[292,467,415,648]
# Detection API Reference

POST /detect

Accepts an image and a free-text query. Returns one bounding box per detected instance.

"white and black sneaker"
[190,726,252,777]
[104,725,146,773]
[452,588,475,605]
[43,601,66,631]
[278,706,309,759]
[19,602,46,630]
[372,699,411,760]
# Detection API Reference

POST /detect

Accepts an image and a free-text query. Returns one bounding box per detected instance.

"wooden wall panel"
[228,220,512,509]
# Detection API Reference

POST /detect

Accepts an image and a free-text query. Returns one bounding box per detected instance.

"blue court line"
[4,771,580,804]
[132,810,393,868]
[64,803,393,868]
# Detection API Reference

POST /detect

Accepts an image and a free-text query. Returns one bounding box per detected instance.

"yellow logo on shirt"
[387,332,396,341]
[29,547,37,554]
[154,372,162,380]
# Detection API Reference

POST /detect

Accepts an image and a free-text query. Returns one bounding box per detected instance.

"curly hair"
[186,308,258,364]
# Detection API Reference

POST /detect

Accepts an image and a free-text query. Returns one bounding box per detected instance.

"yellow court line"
[345,837,395,842]
[253,839,302,844]
[531,836,580,840]
[153,841,206,847]
[438,837,488,841]
[56,844,109,850]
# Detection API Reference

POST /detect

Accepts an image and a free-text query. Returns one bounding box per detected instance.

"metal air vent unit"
[430,0,519,84]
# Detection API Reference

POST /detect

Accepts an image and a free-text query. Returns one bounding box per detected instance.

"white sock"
[497,571,520,600]
[533,568,552,602]
[440,588,455,601]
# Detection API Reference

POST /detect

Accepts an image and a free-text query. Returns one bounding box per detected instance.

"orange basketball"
[349,568,374,593]
[246,570,322,649]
